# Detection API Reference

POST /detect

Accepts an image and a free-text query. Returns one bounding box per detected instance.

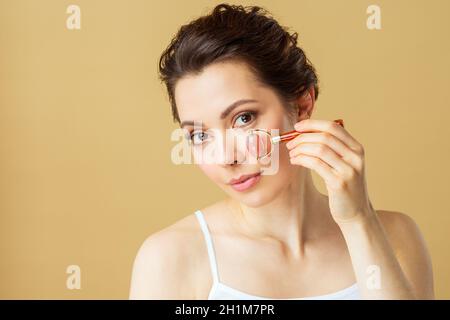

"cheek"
[272,144,297,181]
[259,140,300,192]
[279,144,300,178]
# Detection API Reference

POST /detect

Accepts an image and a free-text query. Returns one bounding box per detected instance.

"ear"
[296,85,316,122]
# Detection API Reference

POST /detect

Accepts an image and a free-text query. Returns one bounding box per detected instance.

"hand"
[286,119,375,225]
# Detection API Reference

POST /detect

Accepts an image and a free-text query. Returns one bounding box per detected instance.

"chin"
[224,176,288,208]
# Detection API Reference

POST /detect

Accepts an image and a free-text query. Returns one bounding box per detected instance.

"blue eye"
[235,111,257,126]
[190,131,209,145]
[187,111,257,146]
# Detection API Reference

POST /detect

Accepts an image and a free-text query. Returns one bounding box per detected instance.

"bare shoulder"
[129,212,205,300]
[376,210,419,236]
[376,210,435,299]
[376,210,428,252]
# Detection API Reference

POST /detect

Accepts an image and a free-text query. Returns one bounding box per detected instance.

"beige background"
[1,0,449,299]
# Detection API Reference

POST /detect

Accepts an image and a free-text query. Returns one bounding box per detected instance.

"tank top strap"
[195,210,220,284]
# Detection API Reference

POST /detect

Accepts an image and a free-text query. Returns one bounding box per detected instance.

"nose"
[215,129,247,166]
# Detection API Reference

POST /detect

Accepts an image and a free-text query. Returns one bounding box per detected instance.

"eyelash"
[188,110,258,144]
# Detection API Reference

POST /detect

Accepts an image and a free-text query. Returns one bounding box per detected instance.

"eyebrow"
[180,99,258,128]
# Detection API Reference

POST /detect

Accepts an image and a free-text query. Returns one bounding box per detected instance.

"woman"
[129,3,434,299]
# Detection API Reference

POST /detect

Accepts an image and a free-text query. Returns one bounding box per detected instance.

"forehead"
[175,61,263,122]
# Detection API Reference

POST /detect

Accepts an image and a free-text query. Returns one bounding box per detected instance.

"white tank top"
[194,210,361,300]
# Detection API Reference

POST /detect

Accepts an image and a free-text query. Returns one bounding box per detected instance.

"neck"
[227,168,333,259]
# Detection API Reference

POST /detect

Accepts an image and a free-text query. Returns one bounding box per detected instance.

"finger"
[294,119,364,155]
[286,132,363,172]
[289,142,355,177]
[290,153,342,188]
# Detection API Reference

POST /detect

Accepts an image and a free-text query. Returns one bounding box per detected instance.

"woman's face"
[175,60,303,208]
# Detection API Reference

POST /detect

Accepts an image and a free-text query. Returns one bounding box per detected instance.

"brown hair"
[158,3,320,123]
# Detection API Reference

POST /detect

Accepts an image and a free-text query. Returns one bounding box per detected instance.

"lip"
[228,172,262,192]
[228,172,261,185]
